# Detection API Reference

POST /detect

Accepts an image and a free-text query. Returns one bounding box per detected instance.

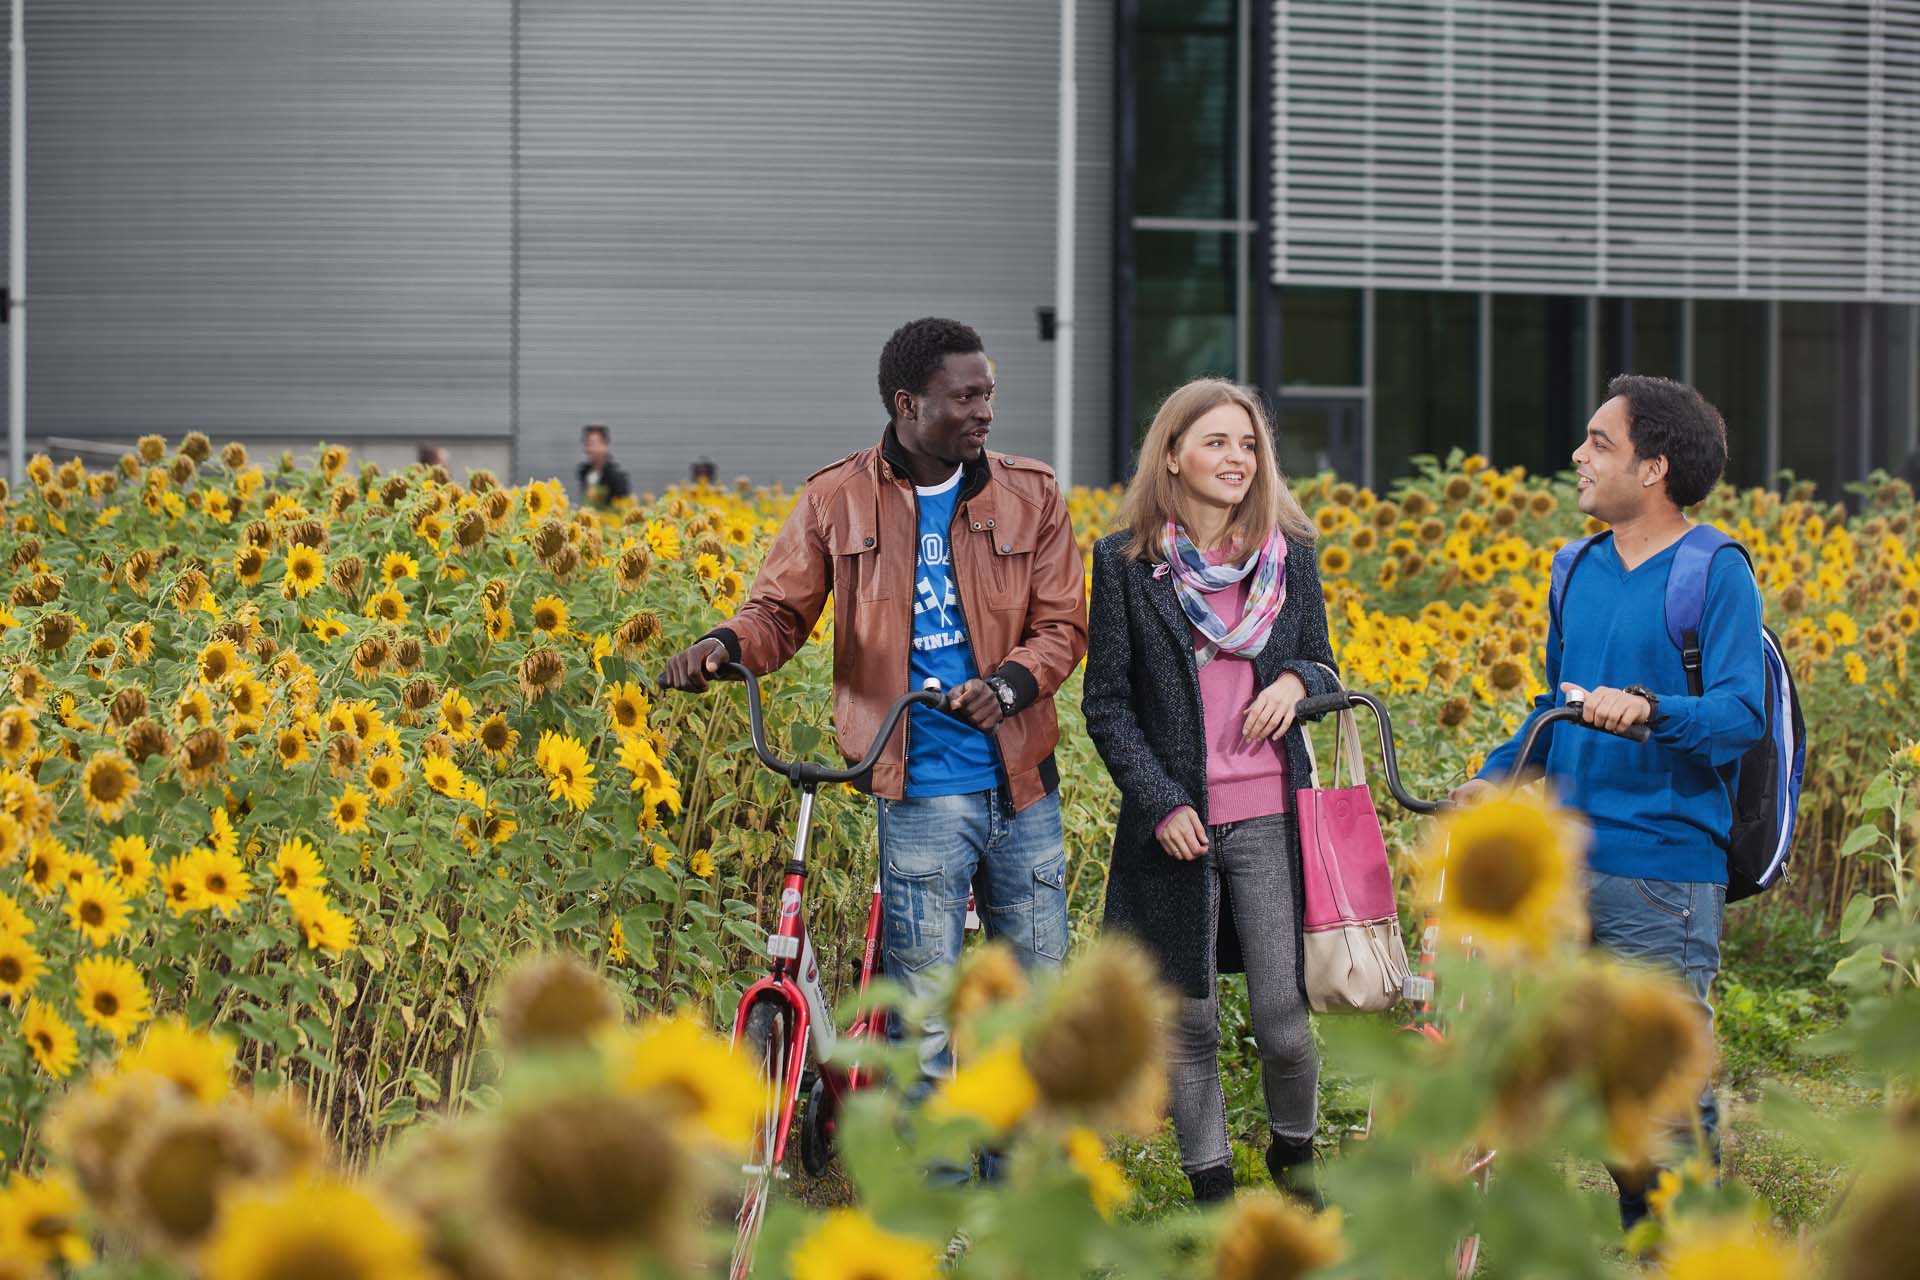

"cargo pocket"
[1032,855,1069,961]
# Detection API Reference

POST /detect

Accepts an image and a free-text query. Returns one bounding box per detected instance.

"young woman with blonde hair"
[1082,377,1340,1206]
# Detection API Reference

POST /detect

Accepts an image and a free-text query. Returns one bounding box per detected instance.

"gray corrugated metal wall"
[515,1,1112,493]
[10,2,1110,488]
[25,2,512,443]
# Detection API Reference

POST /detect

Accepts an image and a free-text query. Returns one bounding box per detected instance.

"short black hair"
[1606,374,1729,508]
[582,423,610,442]
[877,318,984,420]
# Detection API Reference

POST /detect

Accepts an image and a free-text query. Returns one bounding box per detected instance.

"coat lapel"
[1138,558,1194,651]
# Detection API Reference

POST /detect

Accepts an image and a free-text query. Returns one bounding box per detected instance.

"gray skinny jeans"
[1167,812,1319,1173]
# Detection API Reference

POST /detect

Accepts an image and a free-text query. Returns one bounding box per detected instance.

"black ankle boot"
[1266,1135,1326,1213]
[1188,1163,1235,1204]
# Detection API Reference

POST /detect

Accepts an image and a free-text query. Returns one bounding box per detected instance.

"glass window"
[1133,229,1238,440]
[1136,6,1236,220]
[1275,400,1361,482]
[1597,298,1683,382]
[1778,303,1842,498]
[1491,295,1590,478]
[1692,300,1772,490]
[1280,288,1362,388]
[1872,304,1916,478]
[1374,290,1478,484]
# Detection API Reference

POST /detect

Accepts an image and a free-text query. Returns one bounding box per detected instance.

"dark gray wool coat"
[1083,530,1342,1000]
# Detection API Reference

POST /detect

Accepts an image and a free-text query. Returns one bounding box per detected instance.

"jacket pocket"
[828,511,889,602]
[979,513,1038,611]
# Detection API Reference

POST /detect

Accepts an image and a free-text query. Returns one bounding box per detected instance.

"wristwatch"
[1623,683,1662,725]
[984,675,1019,719]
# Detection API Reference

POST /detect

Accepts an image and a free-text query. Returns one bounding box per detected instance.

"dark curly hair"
[877,318,984,421]
[1607,373,1729,509]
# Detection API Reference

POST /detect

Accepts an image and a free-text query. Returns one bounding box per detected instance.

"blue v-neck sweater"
[1479,533,1767,885]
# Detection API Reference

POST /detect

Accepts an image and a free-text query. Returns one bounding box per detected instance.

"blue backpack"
[1549,525,1806,902]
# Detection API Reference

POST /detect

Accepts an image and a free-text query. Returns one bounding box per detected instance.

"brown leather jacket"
[707,428,1087,812]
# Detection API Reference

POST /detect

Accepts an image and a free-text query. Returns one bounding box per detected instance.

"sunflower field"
[0,434,1915,1277]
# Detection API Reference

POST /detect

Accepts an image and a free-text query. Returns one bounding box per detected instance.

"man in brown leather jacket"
[661,317,1087,1085]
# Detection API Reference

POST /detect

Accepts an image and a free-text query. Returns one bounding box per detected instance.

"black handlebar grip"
[1295,692,1354,718]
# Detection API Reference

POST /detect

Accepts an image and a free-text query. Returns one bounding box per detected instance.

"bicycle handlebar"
[1294,688,1649,815]
[677,661,946,788]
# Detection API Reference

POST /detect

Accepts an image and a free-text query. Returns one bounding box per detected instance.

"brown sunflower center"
[0,957,20,983]
[92,769,126,802]
[206,873,227,895]
[1456,838,1541,916]
[81,902,105,926]
[93,991,119,1016]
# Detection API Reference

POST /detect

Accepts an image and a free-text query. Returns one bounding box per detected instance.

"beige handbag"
[1295,709,1409,1013]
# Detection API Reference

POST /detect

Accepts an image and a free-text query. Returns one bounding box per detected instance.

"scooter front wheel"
[798,1073,837,1177]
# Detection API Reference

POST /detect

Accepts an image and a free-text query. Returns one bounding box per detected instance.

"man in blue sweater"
[1454,374,1766,1227]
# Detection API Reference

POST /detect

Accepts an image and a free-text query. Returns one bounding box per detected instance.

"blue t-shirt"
[905,468,1001,797]
[1479,533,1766,885]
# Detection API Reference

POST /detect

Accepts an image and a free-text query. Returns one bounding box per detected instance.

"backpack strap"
[1548,533,1605,642]
[1664,525,1753,698]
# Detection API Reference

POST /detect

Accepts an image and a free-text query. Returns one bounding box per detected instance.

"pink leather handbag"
[1295,707,1408,1013]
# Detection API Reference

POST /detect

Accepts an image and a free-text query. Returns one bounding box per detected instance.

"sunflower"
[0,812,21,867]
[379,551,419,586]
[484,604,513,642]
[350,635,388,682]
[21,998,78,1078]
[74,953,153,1041]
[210,806,240,859]
[364,587,409,626]
[286,887,358,954]
[787,1210,939,1280]
[365,754,406,806]
[193,847,254,917]
[607,1012,763,1150]
[530,595,570,636]
[108,834,155,891]
[0,706,35,765]
[274,726,310,769]
[76,749,140,825]
[477,712,519,762]
[0,889,28,938]
[283,545,324,598]
[119,1018,236,1105]
[270,837,327,898]
[1320,545,1352,576]
[1065,1128,1133,1221]
[930,1041,1040,1135]
[517,649,566,701]
[1213,1193,1346,1280]
[1415,790,1586,959]
[1021,938,1170,1134]
[63,872,132,947]
[10,663,47,709]
[122,622,154,664]
[179,727,228,787]
[604,682,651,738]
[533,731,596,811]
[25,836,68,898]
[456,802,518,853]
[233,542,268,586]
[156,854,204,915]
[420,755,465,798]
[0,930,45,999]
[306,612,349,644]
[330,786,370,836]
[438,690,475,741]
[200,1172,429,1280]
[198,638,243,685]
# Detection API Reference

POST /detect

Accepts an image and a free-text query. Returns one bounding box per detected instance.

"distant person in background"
[690,456,718,486]
[416,443,449,469]
[578,424,632,508]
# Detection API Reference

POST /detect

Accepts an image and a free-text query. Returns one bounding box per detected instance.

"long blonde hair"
[1119,378,1315,562]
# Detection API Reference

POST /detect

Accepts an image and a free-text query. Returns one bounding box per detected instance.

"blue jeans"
[878,787,1070,1079]
[1586,869,1724,1225]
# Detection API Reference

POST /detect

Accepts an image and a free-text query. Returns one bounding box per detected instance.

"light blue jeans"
[1586,868,1724,1226]
[878,787,1070,1079]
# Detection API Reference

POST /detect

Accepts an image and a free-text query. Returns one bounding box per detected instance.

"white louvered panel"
[1272,0,1920,302]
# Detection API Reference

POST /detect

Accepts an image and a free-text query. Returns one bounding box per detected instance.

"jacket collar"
[879,423,991,504]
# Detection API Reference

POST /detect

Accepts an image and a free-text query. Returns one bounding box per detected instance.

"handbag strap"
[1328,706,1368,790]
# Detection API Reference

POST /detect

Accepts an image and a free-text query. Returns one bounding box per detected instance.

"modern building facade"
[5,1,1113,494]
[1117,0,1920,497]
[7,2,1919,498]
